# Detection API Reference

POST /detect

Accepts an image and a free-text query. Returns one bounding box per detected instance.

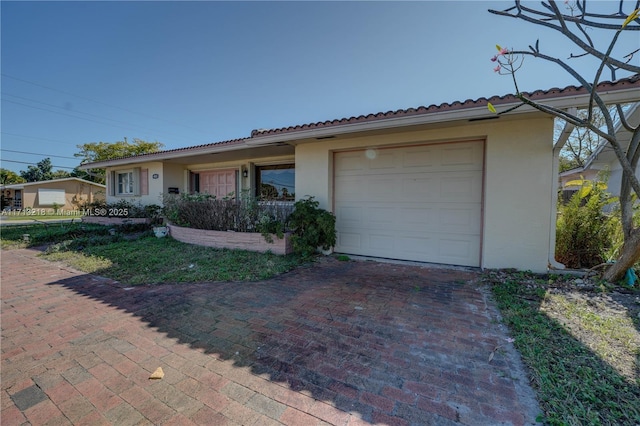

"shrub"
[288,197,336,257]
[556,181,615,268]
[162,193,293,237]
[163,193,336,255]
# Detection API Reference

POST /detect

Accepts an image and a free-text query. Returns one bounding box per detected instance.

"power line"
[2,73,210,135]
[2,92,190,138]
[0,149,77,159]
[3,99,164,134]
[0,132,78,146]
[1,159,76,170]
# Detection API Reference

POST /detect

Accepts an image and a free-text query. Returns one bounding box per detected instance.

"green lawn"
[1,222,304,285]
[486,271,640,425]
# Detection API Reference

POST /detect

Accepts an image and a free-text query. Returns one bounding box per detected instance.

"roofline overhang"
[0,177,106,189]
[247,86,640,146]
[78,140,248,169]
[79,80,640,169]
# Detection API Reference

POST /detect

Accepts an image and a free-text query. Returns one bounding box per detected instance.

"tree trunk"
[603,227,640,283]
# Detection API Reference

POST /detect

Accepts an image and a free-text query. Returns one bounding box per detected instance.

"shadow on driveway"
[2,250,541,425]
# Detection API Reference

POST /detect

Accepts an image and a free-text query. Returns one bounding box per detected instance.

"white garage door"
[334,141,483,267]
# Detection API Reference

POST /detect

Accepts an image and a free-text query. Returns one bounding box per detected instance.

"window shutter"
[140,169,149,196]
[109,171,116,196]
[133,168,141,196]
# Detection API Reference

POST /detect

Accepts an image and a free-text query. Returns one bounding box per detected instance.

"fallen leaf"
[149,367,164,380]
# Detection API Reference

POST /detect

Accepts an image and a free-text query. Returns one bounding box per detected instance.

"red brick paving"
[2,248,541,425]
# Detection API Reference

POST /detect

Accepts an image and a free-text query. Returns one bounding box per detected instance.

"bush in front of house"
[555,181,616,269]
[288,197,336,257]
[162,193,293,236]
[163,193,336,256]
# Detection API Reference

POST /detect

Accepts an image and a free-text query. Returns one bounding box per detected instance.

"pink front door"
[199,170,236,198]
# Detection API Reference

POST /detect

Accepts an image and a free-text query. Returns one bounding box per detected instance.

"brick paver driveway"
[1,249,540,425]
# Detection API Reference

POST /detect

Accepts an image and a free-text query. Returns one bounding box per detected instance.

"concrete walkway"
[1,248,541,425]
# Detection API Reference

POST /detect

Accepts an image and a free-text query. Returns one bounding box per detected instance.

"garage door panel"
[439,237,480,262]
[398,207,435,228]
[441,145,479,166]
[335,152,365,173]
[369,233,396,251]
[402,148,437,168]
[368,207,396,226]
[439,207,480,234]
[440,175,479,200]
[402,177,438,198]
[337,232,362,250]
[369,151,397,169]
[334,141,483,267]
[336,177,366,201]
[336,206,363,225]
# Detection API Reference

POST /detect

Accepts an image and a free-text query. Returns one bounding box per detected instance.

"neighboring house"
[0,178,105,211]
[560,102,640,198]
[80,75,640,273]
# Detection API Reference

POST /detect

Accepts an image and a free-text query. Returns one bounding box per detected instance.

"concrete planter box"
[82,216,150,226]
[167,223,293,255]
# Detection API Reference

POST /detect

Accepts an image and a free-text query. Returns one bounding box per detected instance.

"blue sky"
[2,1,638,174]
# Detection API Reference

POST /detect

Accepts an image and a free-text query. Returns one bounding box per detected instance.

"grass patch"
[41,234,304,285]
[486,271,640,425]
[0,222,111,249]
[43,250,113,273]
[2,222,306,285]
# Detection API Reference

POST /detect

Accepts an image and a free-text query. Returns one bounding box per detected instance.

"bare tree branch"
[489,1,640,74]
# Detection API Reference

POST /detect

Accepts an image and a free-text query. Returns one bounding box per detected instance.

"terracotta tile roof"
[250,74,640,137]
[85,137,248,164]
[81,74,639,168]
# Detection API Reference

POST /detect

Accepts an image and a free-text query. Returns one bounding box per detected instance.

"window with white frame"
[117,172,134,195]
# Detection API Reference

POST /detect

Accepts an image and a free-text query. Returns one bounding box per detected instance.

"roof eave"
[247,86,640,146]
[78,140,249,169]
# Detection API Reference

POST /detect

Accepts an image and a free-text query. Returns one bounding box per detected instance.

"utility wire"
[1,132,79,146]
[1,159,76,170]
[0,149,77,159]
[3,99,148,131]
[2,73,211,135]
[3,99,179,136]
[2,92,189,138]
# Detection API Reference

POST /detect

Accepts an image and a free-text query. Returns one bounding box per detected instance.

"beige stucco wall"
[163,163,186,196]
[20,180,105,210]
[295,114,555,272]
[108,161,163,206]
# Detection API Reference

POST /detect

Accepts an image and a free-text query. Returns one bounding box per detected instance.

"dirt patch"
[491,271,640,383]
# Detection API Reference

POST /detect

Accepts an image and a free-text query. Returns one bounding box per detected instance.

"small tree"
[488,1,640,282]
[20,158,53,182]
[0,168,26,185]
[75,138,164,184]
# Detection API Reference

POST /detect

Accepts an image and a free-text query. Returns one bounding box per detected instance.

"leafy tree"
[0,168,26,185]
[20,158,53,182]
[488,1,640,282]
[51,170,72,180]
[75,138,164,184]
